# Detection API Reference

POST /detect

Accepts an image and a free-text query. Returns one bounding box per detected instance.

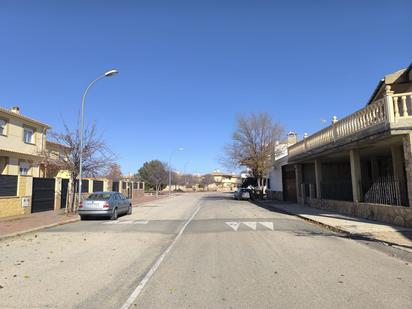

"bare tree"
[42,123,115,214]
[224,112,283,197]
[137,160,168,197]
[200,174,215,191]
[106,163,123,180]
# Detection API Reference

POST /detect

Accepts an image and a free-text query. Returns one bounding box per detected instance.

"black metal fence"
[321,181,353,201]
[0,175,18,196]
[362,176,409,206]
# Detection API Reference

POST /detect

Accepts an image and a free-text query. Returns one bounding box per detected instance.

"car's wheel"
[110,208,118,220]
[127,205,132,215]
[80,215,88,221]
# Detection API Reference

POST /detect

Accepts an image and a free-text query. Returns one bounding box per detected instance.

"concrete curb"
[0,217,80,242]
[256,200,412,253]
[256,201,350,235]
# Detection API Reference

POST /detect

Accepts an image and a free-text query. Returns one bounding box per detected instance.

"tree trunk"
[155,184,159,197]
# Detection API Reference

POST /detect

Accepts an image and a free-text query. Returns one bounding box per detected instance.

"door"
[61,179,69,209]
[282,165,297,202]
[32,178,55,213]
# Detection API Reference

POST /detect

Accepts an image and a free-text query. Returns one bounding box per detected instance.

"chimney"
[10,106,20,114]
[287,132,297,145]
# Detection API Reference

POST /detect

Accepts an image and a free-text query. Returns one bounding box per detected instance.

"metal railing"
[362,176,408,206]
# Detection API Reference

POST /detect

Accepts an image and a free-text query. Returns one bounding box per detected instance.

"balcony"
[288,86,412,162]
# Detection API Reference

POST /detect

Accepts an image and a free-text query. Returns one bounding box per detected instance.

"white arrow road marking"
[259,222,274,230]
[103,221,119,225]
[242,222,257,230]
[225,222,240,231]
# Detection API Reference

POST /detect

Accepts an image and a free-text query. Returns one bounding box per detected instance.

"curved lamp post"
[168,147,184,195]
[78,69,118,208]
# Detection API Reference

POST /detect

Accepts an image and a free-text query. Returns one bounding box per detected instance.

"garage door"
[32,178,55,213]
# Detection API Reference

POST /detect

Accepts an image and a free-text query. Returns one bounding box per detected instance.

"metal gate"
[112,181,119,192]
[32,178,55,213]
[61,179,69,209]
[93,180,103,192]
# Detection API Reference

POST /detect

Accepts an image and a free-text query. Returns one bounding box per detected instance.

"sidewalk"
[0,194,170,240]
[259,200,412,251]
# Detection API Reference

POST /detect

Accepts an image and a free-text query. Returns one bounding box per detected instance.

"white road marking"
[259,222,274,230]
[103,220,149,225]
[225,222,240,231]
[243,222,257,230]
[120,204,202,309]
[119,220,149,225]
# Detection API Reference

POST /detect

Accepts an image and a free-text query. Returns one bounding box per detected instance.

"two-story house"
[284,64,412,227]
[0,106,50,177]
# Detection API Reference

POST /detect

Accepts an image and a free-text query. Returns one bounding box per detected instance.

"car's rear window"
[87,193,111,200]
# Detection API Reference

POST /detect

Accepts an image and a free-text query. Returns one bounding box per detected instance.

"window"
[87,193,111,200]
[0,119,6,135]
[19,162,30,175]
[24,127,34,144]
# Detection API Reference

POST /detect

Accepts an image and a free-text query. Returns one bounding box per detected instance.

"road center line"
[120,203,202,309]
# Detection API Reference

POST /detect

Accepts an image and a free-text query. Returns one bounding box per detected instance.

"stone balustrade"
[393,92,412,120]
[288,87,411,159]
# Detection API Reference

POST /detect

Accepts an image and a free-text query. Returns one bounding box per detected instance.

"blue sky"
[1,0,411,175]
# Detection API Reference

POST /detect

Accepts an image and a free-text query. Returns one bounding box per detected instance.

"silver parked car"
[234,188,251,200]
[78,192,132,220]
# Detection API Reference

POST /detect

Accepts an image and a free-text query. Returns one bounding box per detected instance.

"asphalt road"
[0,192,411,308]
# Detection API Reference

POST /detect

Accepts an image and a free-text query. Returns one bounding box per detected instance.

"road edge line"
[120,203,202,309]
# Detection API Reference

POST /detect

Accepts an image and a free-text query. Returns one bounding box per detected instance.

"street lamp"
[168,147,184,195]
[78,69,118,208]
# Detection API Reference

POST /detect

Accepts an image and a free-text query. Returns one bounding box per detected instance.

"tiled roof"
[0,107,51,129]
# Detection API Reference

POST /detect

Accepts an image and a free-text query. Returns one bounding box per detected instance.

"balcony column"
[384,85,395,123]
[294,164,303,204]
[349,149,362,203]
[402,133,412,206]
[315,159,322,199]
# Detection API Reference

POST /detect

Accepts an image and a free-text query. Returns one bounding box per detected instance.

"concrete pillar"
[309,184,316,199]
[88,180,93,193]
[54,178,62,210]
[295,164,303,204]
[314,159,322,199]
[103,179,112,192]
[391,145,405,182]
[349,149,362,203]
[402,133,412,206]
